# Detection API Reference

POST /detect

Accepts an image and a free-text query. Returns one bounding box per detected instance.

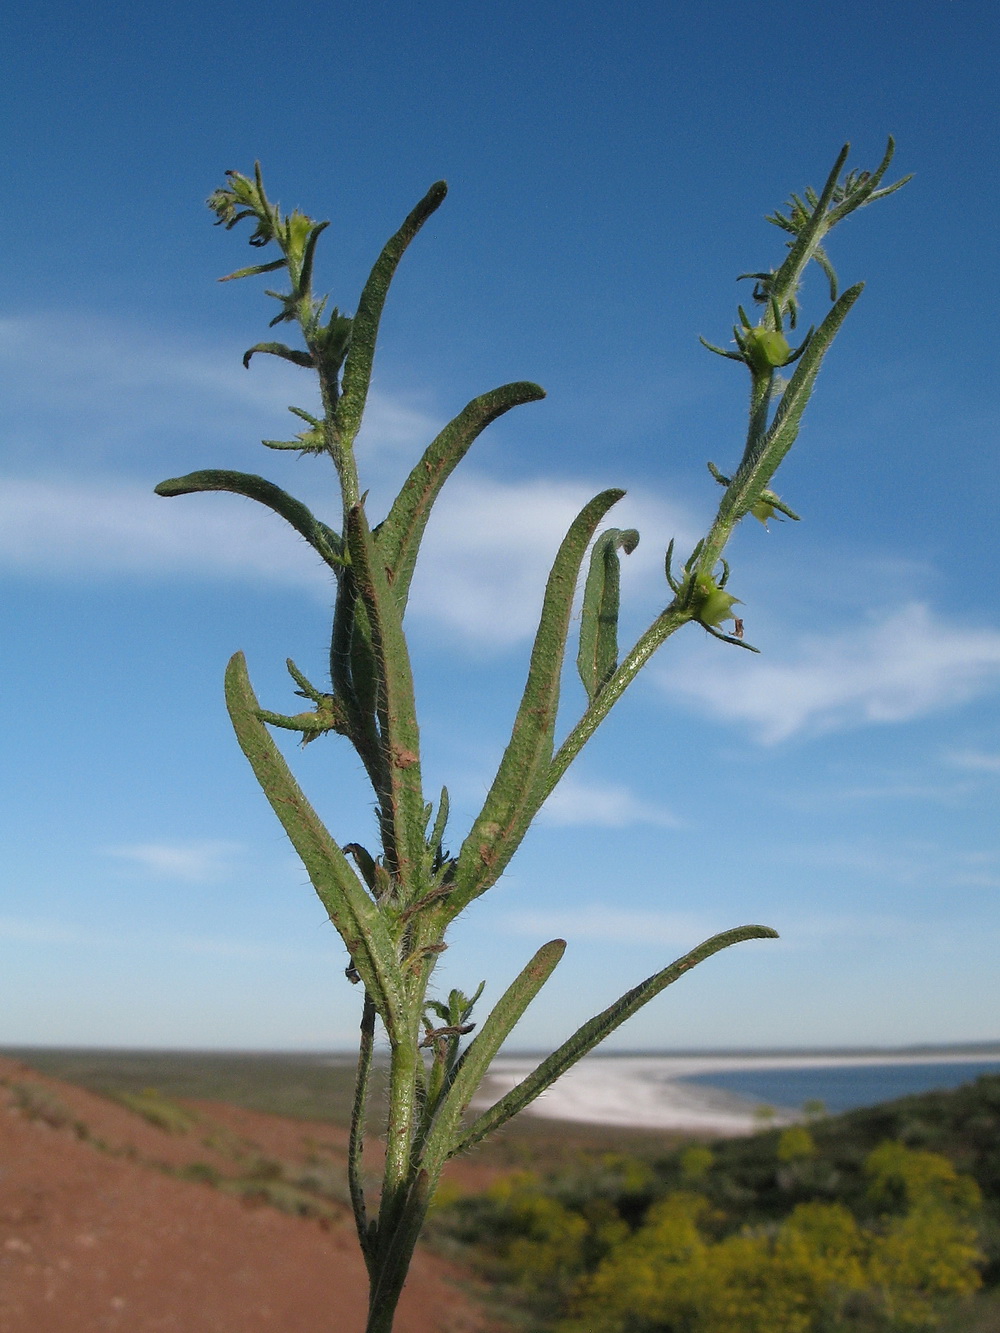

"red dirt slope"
[0,1056,495,1333]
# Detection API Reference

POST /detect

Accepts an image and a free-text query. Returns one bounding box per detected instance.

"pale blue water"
[682,1060,1000,1114]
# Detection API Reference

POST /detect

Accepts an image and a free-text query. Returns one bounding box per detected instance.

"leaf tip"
[752,925,780,940]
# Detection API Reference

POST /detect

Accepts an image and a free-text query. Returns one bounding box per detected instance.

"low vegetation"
[7,1051,999,1329]
[433,1074,1000,1332]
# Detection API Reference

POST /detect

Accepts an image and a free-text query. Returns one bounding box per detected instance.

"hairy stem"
[350,994,377,1274]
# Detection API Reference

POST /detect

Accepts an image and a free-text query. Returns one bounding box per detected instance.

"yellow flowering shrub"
[557,1145,983,1333]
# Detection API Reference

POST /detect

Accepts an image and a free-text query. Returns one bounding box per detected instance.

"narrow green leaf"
[699,335,744,361]
[454,925,778,1154]
[375,381,546,610]
[754,282,863,484]
[428,787,450,864]
[452,489,625,914]
[814,247,839,301]
[577,527,640,701]
[288,405,322,428]
[297,220,330,300]
[828,138,910,225]
[154,470,342,568]
[421,939,565,1172]
[346,504,427,894]
[349,994,377,1275]
[219,257,288,283]
[709,283,862,537]
[329,568,380,772]
[344,842,379,892]
[337,181,448,449]
[769,145,849,312]
[261,438,325,452]
[347,586,382,743]
[241,342,314,369]
[224,652,403,1036]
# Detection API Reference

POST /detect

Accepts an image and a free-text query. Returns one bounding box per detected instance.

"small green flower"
[743,326,791,373]
[693,577,741,628]
[750,498,777,526]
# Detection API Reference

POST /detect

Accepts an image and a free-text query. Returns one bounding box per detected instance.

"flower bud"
[693,577,741,628]
[743,327,791,373]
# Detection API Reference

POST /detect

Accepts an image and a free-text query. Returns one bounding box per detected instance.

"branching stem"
[161,143,906,1332]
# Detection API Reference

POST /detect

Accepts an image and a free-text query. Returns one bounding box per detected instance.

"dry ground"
[0,1055,503,1333]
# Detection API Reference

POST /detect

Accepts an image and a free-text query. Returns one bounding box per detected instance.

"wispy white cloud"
[779,778,976,809]
[503,904,964,952]
[0,467,698,632]
[104,839,243,883]
[0,473,332,588]
[0,310,436,588]
[503,905,716,948]
[0,913,328,961]
[0,916,100,947]
[0,310,436,465]
[947,872,1000,890]
[770,836,1000,894]
[946,749,1000,774]
[0,312,699,636]
[538,775,681,829]
[659,603,1000,742]
[354,391,441,458]
[0,312,313,455]
[408,473,700,647]
[771,912,918,944]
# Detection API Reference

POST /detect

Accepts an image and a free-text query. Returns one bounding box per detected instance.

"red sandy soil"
[0,1056,503,1333]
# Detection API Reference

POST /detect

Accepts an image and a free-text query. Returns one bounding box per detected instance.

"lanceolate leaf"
[709,284,862,536]
[346,504,426,894]
[427,787,449,867]
[758,283,863,474]
[154,470,342,568]
[768,145,848,313]
[577,527,640,702]
[375,381,546,610]
[453,924,778,1154]
[337,182,449,449]
[241,341,314,369]
[219,257,288,283]
[421,939,566,1174]
[452,489,624,914]
[224,652,404,1037]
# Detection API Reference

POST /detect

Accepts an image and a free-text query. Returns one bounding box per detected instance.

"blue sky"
[2,0,999,1051]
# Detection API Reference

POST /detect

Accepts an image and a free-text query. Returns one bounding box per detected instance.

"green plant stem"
[166,147,906,1332]
[546,604,691,798]
[350,994,377,1274]
[365,1170,432,1333]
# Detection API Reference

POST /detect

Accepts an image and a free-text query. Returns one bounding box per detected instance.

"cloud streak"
[104,839,244,883]
[503,905,717,948]
[538,775,680,829]
[0,913,328,962]
[0,311,701,653]
[502,904,955,951]
[947,749,1000,774]
[0,312,436,455]
[0,473,332,588]
[659,602,1000,742]
[408,473,700,647]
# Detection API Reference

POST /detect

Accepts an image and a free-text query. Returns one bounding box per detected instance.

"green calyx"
[742,326,792,373]
[750,498,778,526]
[692,576,741,628]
